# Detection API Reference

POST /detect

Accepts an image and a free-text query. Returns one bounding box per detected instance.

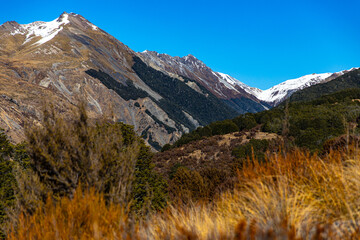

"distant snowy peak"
[255,70,355,105]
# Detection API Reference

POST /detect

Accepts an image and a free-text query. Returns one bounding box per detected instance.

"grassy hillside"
[168,88,360,152]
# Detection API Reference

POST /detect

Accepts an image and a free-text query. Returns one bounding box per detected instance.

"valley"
[1,11,360,240]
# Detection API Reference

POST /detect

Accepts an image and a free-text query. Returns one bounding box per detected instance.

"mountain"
[255,70,354,105]
[138,50,356,107]
[0,12,239,149]
[0,12,357,150]
[138,51,270,113]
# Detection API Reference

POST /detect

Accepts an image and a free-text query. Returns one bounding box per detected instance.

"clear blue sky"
[1,0,359,89]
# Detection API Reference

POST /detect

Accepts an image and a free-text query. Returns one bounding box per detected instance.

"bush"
[26,105,139,204]
[209,120,239,135]
[25,105,167,213]
[232,113,257,131]
[232,139,270,166]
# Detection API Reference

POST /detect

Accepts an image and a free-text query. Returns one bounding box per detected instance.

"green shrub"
[0,130,33,238]
[131,144,167,214]
[209,120,239,135]
[232,113,257,131]
[232,139,270,167]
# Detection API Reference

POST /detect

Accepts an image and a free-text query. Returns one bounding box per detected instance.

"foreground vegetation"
[0,105,167,238]
[3,87,360,239]
[6,146,360,239]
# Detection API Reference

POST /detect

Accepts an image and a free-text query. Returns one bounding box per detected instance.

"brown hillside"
[153,129,282,179]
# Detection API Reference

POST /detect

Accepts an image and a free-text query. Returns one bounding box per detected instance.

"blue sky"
[1,0,359,89]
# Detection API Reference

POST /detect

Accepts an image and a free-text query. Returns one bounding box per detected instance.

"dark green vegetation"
[144,109,176,134]
[0,132,29,238]
[224,97,271,114]
[0,106,168,237]
[132,56,238,129]
[132,144,167,214]
[168,88,360,152]
[289,69,360,103]
[232,139,270,163]
[168,113,257,149]
[0,131,16,238]
[85,69,149,100]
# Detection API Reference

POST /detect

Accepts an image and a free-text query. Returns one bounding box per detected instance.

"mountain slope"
[138,50,270,113]
[0,12,239,149]
[138,50,353,108]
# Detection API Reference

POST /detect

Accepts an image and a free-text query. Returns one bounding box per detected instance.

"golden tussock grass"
[8,187,139,240]
[8,147,360,239]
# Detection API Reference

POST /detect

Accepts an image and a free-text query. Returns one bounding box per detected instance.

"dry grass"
[8,187,140,240]
[8,147,360,239]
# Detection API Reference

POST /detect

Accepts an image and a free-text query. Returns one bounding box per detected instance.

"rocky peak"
[180,54,207,69]
[58,12,69,21]
[0,21,20,31]
[62,12,100,31]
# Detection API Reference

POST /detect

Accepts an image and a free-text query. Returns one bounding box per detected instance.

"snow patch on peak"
[10,13,70,46]
[217,72,238,85]
[215,72,262,96]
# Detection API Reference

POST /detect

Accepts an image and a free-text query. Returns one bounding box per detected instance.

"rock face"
[0,12,238,149]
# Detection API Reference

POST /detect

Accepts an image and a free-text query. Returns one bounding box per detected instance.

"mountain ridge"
[0,12,358,150]
[138,50,357,107]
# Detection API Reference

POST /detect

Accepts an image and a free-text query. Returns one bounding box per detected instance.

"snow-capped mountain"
[139,50,257,99]
[9,14,70,46]
[139,50,355,107]
[255,72,337,105]
[0,12,357,150]
[139,51,270,113]
[255,68,357,105]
